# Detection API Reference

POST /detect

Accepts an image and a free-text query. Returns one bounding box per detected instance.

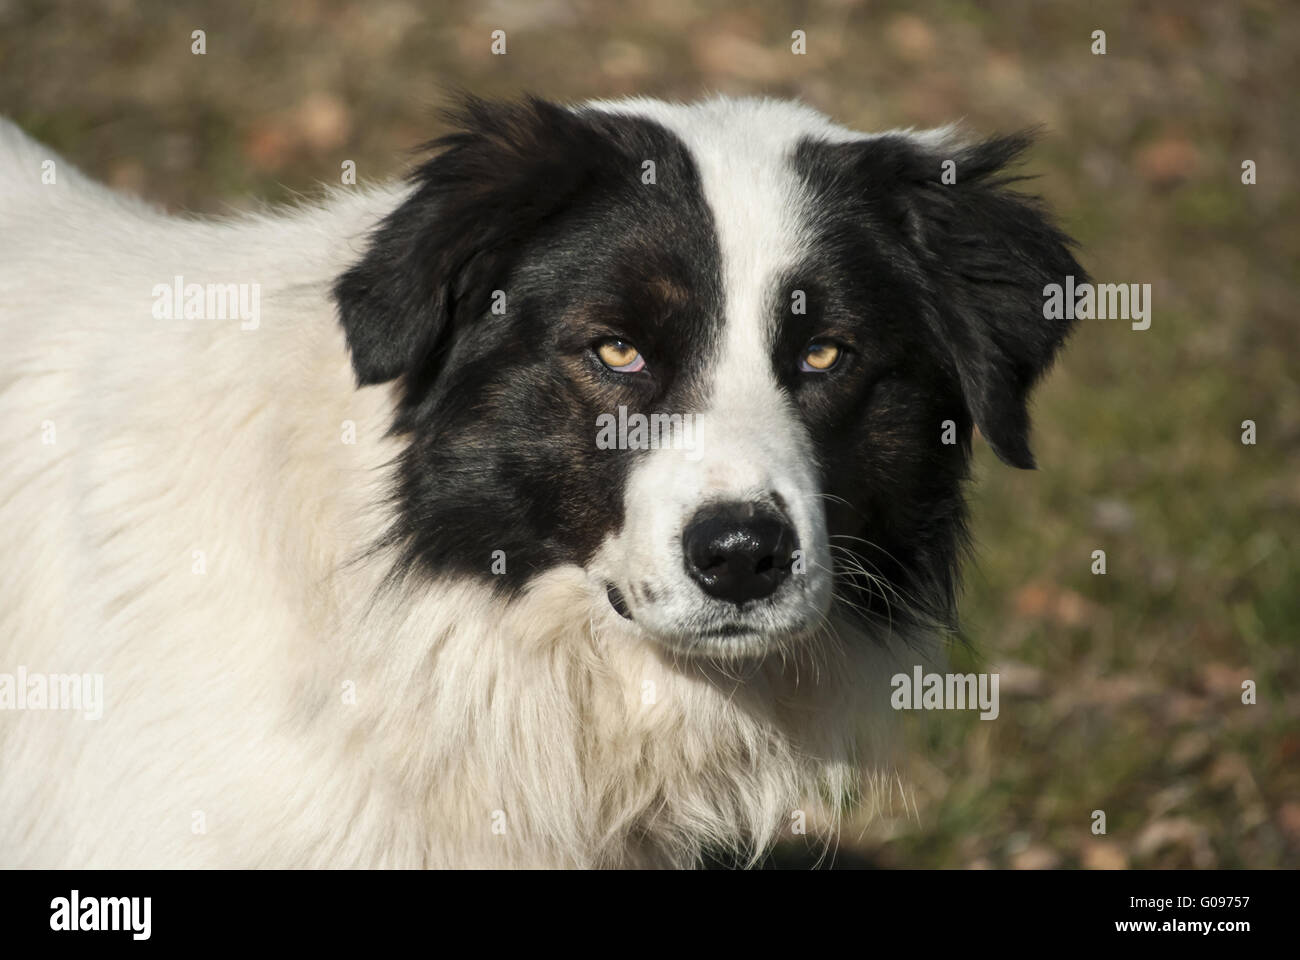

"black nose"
[682,502,797,605]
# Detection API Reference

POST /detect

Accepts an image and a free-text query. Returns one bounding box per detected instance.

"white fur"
[586,98,841,652]
[0,101,928,868]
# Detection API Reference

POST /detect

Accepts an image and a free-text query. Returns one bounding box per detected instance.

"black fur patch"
[333,97,724,588]
[787,130,1085,630]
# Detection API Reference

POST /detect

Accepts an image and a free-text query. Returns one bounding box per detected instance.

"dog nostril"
[682,502,798,605]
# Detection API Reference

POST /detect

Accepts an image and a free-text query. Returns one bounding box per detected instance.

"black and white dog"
[0,95,1081,867]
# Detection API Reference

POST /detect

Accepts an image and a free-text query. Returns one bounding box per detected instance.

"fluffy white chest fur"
[0,116,908,868]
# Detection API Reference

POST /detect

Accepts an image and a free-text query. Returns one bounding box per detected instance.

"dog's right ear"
[831,130,1084,469]
[333,96,611,387]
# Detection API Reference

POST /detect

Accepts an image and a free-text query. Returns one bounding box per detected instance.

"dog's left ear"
[333,96,616,391]
[864,132,1085,469]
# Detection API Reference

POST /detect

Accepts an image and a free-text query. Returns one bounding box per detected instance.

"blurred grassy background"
[2,0,1295,868]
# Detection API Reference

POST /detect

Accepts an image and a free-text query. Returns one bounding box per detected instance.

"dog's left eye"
[800,340,842,373]
[596,339,646,373]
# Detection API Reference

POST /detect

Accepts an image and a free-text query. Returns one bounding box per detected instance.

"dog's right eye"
[595,339,646,374]
[800,340,842,373]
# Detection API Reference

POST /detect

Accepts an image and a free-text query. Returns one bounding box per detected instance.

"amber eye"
[800,340,841,372]
[596,339,645,373]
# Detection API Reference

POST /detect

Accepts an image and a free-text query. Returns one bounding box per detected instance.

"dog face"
[334,96,1082,659]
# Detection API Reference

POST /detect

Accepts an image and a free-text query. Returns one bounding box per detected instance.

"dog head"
[333,95,1083,659]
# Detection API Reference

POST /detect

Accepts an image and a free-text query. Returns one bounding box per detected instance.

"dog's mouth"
[606,583,633,620]
[604,581,802,655]
[605,583,759,632]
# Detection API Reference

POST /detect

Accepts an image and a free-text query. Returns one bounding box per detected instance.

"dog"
[0,95,1082,868]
